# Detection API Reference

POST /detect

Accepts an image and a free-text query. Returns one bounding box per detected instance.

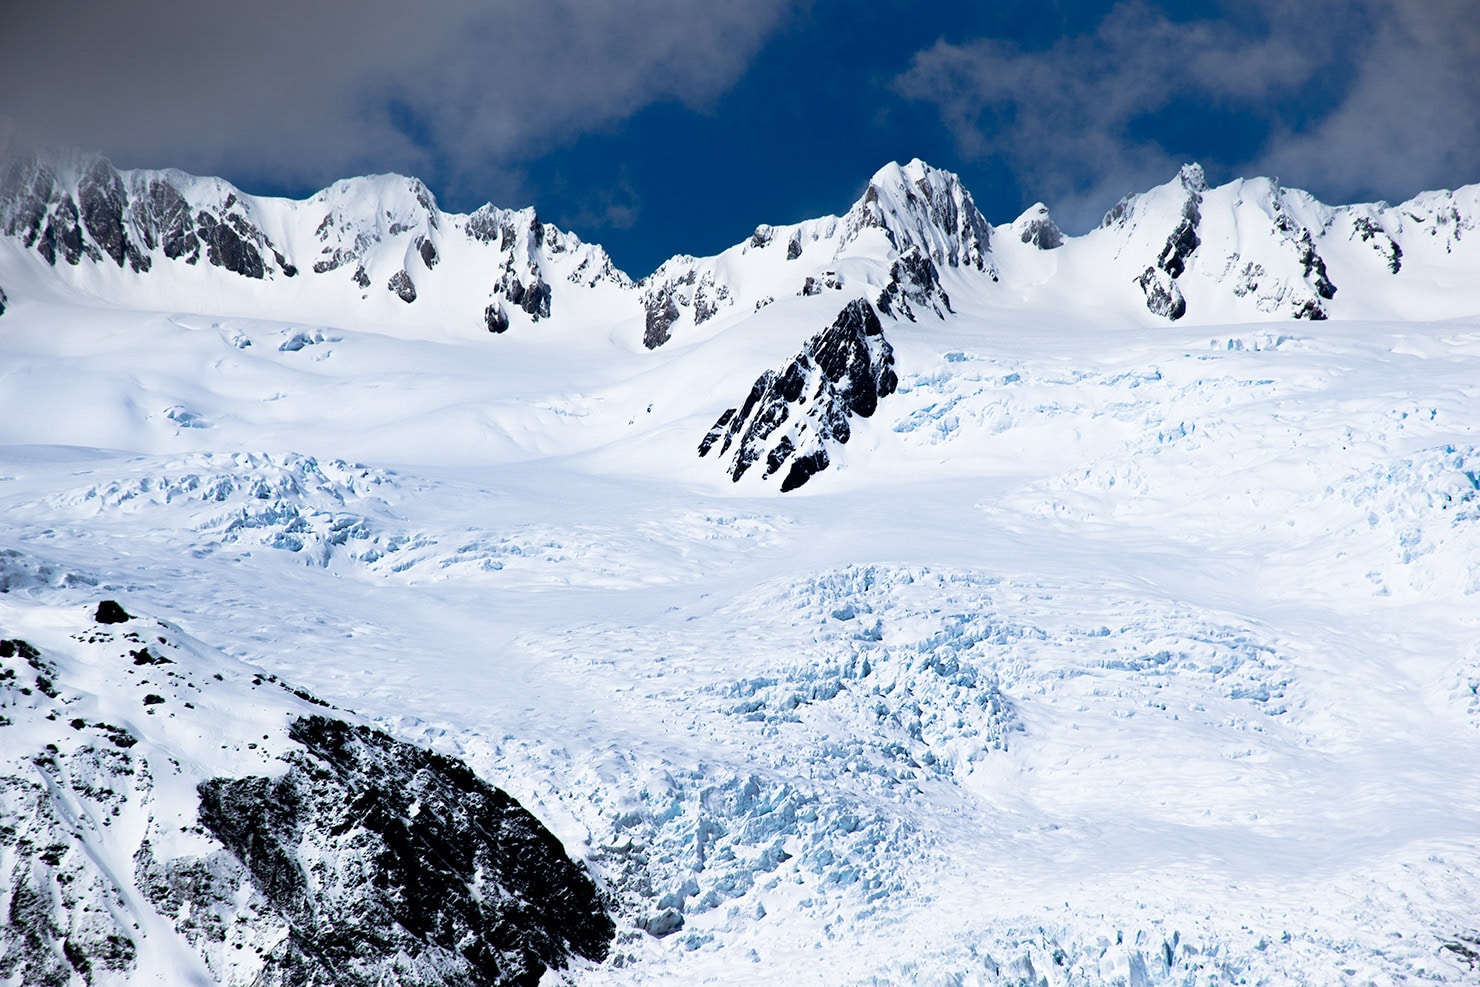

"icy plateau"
[1,138,1479,986]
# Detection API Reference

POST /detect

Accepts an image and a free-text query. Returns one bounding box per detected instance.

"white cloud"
[895,0,1480,227]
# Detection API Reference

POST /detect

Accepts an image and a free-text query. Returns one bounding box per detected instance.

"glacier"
[1,138,1480,985]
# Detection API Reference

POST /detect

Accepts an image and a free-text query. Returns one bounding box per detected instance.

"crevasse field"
[1,154,1479,985]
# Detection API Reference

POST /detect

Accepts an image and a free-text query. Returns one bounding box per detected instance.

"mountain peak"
[1011,202,1064,250]
[843,159,993,272]
[1178,162,1208,193]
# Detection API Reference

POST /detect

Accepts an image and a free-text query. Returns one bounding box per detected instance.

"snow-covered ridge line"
[0,139,630,336]
[3,138,1480,341]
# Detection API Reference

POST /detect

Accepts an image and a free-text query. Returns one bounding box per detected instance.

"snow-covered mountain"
[6,143,1479,337]
[6,141,1480,491]
[4,141,1480,986]
[0,138,630,340]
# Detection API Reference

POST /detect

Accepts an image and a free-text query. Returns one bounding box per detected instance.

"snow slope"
[3,146,1480,985]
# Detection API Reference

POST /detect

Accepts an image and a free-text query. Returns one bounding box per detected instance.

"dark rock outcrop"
[190,715,613,987]
[94,600,131,624]
[500,273,551,319]
[639,263,733,348]
[699,299,897,491]
[1136,266,1187,321]
[194,208,268,279]
[876,247,951,321]
[478,210,558,322]
[79,157,149,272]
[1352,216,1402,274]
[1015,203,1064,249]
[799,272,844,296]
[1289,224,1336,300]
[485,302,510,334]
[417,235,439,269]
[0,285,6,317]
[387,269,417,303]
[136,178,201,262]
[644,291,680,349]
[1442,932,1480,970]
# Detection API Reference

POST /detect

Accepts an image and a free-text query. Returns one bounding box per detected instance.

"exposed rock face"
[876,246,951,321]
[417,234,439,269]
[194,209,268,279]
[78,157,148,272]
[644,290,680,349]
[1013,203,1064,249]
[639,260,733,348]
[1136,267,1187,321]
[1220,181,1338,320]
[0,285,6,317]
[0,619,615,987]
[485,302,510,334]
[186,715,613,987]
[1276,208,1336,318]
[799,272,843,296]
[1,745,142,987]
[387,269,417,303]
[0,150,284,280]
[699,299,897,491]
[93,599,130,623]
[1352,216,1402,274]
[308,177,438,278]
[466,204,623,326]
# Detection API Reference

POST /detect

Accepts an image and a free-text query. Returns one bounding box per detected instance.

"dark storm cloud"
[0,0,796,200]
[896,0,1480,229]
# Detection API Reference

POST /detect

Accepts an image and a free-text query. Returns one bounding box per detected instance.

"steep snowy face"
[465,203,630,332]
[1096,163,1208,321]
[300,173,443,302]
[1201,177,1338,321]
[1074,163,1480,324]
[838,158,995,275]
[0,596,613,987]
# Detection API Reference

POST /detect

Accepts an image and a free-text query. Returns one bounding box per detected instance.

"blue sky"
[4,0,1478,275]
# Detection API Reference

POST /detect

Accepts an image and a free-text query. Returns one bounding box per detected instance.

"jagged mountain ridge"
[0,140,630,337]
[3,142,1480,492]
[4,139,1479,345]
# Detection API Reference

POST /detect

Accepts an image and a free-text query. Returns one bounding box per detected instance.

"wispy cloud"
[1252,0,1480,204]
[895,0,1480,228]
[0,0,797,204]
